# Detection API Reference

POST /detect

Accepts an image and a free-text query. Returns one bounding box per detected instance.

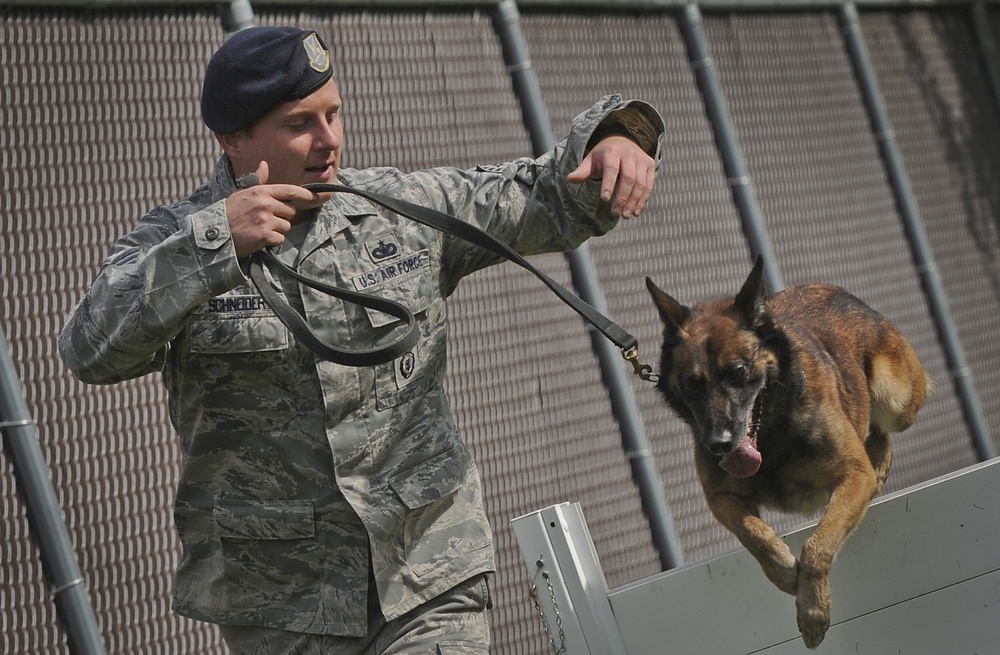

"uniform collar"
[214,155,240,196]
[299,178,379,260]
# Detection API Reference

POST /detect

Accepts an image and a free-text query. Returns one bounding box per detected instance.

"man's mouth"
[305,162,334,180]
[719,392,763,478]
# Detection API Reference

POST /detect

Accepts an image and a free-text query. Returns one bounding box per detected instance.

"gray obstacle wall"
[512,458,1000,654]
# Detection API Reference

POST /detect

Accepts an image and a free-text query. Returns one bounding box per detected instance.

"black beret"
[201,26,333,134]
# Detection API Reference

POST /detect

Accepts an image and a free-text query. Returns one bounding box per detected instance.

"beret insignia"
[303,32,330,74]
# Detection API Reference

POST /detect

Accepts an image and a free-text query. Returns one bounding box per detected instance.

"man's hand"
[225,161,321,259]
[567,135,656,220]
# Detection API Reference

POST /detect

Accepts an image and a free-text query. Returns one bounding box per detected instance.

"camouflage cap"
[201,26,333,134]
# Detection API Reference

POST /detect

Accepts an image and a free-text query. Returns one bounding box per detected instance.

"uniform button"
[204,226,220,241]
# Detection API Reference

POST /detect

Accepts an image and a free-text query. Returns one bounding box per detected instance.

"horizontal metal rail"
[5,0,1000,11]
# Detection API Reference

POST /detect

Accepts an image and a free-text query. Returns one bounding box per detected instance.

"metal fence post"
[677,1,785,294]
[1,327,107,655]
[493,0,685,571]
[839,1,996,461]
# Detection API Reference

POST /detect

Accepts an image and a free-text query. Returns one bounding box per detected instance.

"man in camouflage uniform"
[59,26,663,654]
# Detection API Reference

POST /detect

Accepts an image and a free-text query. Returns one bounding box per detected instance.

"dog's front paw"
[797,604,830,649]
[796,578,831,648]
[761,554,798,596]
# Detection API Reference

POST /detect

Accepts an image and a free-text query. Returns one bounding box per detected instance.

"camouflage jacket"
[59,95,664,636]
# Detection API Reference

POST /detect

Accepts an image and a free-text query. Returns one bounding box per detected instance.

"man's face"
[224,77,344,188]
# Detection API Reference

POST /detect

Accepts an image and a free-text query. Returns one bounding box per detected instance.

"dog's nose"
[706,433,735,456]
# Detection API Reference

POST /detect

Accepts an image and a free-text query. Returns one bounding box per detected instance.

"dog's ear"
[734,255,768,327]
[646,277,691,330]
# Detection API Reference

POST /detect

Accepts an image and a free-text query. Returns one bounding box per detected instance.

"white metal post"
[511,502,627,655]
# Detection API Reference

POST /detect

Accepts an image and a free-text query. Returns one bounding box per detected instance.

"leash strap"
[249,181,653,377]
[249,249,418,366]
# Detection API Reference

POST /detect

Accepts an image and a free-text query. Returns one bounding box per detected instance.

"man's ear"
[216,131,244,158]
[217,131,266,184]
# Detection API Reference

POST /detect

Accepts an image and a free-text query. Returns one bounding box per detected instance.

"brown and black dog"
[645,256,929,649]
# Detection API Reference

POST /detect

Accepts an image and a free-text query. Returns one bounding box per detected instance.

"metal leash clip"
[622,345,658,383]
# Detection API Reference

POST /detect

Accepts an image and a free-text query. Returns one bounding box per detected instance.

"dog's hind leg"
[866,342,924,494]
[864,427,893,494]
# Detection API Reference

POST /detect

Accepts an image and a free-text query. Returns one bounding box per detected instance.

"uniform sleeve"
[585,97,664,161]
[59,200,246,384]
[403,94,665,286]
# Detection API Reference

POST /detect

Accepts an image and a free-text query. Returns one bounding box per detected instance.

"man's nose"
[315,122,339,149]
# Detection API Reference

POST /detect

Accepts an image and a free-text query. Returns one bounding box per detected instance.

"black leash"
[248,181,654,379]
[248,249,418,366]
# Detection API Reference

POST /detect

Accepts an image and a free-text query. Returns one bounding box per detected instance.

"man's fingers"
[566,156,594,184]
[570,136,657,218]
[610,157,637,216]
[619,165,655,219]
[635,167,655,215]
[254,183,320,208]
[237,161,271,189]
[600,160,622,203]
[227,184,313,258]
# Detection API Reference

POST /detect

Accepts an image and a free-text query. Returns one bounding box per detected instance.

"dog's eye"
[725,363,750,384]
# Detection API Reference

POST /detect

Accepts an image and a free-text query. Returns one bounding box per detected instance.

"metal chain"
[528,559,566,654]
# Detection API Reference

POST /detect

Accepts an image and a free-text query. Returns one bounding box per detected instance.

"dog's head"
[645,256,778,478]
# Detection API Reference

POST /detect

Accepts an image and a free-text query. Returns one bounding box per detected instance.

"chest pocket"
[362,249,438,410]
[187,289,289,354]
[328,232,438,409]
[349,248,433,329]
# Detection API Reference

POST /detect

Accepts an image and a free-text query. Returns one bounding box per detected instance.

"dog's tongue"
[719,439,762,478]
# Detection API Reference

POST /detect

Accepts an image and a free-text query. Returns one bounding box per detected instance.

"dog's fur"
[646,256,929,648]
